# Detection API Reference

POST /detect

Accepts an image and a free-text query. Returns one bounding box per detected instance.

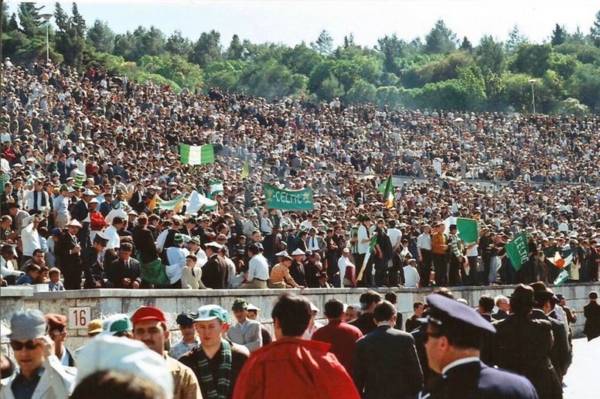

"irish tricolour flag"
[179,144,215,165]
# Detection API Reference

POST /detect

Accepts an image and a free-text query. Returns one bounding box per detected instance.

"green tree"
[114,32,136,60]
[226,34,245,60]
[316,75,344,101]
[377,34,406,74]
[87,20,115,53]
[476,35,505,76]
[501,73,534,112]
[590,10,600,47]
[137,54,203,89]
[130,26,165,60]
[345,79,377,104]
[510,44,552,77]
[204,60,244,91]
[281,43,323,76]
[424,20,457,54]
[165,31,191,57]
[54,2,86,68]
[566,63,600,111]
[311,30,334,55]
[18,2,44,37]
[238,59,306,99]
[551,24,567,46]
[505,25,527,53]
[189,30,222,67]
[460,36,473,52]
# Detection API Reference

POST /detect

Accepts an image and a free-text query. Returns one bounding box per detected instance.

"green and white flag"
[505,232,529,271]
[443,217,479,244]
[156,193,187,211]
[263,184,314,211]
[209,179,224,197]
[73,171,86,188]
[553,269,570,286]
[179,143,215,165]
[186,190,217,214]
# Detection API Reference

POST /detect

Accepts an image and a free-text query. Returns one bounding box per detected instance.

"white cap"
[75,335,174,399]
[291,249,305,256]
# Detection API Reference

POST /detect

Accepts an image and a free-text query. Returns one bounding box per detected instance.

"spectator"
[228,299,263,352]
[241,244,269,289]
[312,298,363,373]
[246,304,273,346]
[130,306,201,399]
[180,305,249,399]
[492,295,510,321]
[478,295,495,322]
[3,310,76,398]
[269,250,302,288]
[583,291,600,341]
[48,267,65,291]
[181,254,207,289]
[201,242,228,289]
[87,319,103,338]
[353,300,423,399]
[169,313,200,360]
[45,313,75,367]
[16,263,41,285]
[106,242,141,289]
[232,294,360,399]
[384,292,404,330]
[350,290,382,335]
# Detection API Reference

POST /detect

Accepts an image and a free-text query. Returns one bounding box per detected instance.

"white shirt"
[417,233,432,250]
[165,247,189,284]
[21,223,41,257]
[1,256,22,278]
[357,225,370,254]
[307,235,321,251]
[104,225,121,250]
[387,228,402,249]
[466,243,478,257]
[248,254,270,281]
[338,256,354,287]
[403,265,420,288]
[192,248,208,267]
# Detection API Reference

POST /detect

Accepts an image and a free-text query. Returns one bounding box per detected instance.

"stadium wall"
[1,283,599,350]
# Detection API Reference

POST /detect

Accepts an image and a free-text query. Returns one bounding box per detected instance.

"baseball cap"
[192,305,229,323]
[8,309,46,341]
[87,319,103,336]
[101,314,133,336]
[175,312,194,326]
[130,306,167,324]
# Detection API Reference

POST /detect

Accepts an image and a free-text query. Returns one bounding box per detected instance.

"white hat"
[291,248,305,256]
[205,242,223,250]
[275,250,292,260]
[76,335,173,399]
[246,304,259,312]
[66,219,82,228]
[89,198,99,204]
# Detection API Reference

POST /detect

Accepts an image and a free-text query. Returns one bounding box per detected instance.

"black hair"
[272,294,311,337]
[324,299,344,319]
[373,301,396,323]
[384,292,397,304]
[431,318,483,350]
[478,295,495,314]
[413,301,424,311]
[359,290,382,309]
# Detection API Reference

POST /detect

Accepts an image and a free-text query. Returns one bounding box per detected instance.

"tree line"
[3,2,600,114]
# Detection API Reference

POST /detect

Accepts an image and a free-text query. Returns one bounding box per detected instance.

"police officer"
[492,284,562,399]
[419,293,538,399]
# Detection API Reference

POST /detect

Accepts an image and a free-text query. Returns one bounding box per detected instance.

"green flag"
[553,269,569,286]
[377,178,397,193]
[0,173,8,194]
[505,232,529,271]
[179,143,215,165]
[456,218,478,244]
[73,171,86,188]
[263,184,314,211]
[140,258,169,286]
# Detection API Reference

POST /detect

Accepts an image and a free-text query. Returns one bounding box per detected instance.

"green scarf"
[197,339,233,399]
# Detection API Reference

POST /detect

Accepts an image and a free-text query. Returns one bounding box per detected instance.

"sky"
[7,0,600,47]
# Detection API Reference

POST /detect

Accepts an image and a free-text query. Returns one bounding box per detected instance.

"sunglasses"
[10,340,40,351]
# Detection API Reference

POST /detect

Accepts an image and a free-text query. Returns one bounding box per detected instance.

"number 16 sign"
[68,307,91,329]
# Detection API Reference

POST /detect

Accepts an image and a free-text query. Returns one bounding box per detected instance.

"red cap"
[130,306,167,325]
[45,313,67,329]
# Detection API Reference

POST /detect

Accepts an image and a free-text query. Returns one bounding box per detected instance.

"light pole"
[528,79,537,114]
[40,13,53,64]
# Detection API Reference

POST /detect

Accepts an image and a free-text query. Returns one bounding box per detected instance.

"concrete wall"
[2,283,599,350]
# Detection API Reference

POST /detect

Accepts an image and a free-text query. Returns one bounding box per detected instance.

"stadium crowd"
[1,61,600,291]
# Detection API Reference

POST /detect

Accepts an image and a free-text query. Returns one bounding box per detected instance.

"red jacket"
[312,320,363,373]
[232,337,360,399]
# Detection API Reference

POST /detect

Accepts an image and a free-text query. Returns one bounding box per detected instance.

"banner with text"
[506,232,529,271]
[263,184,314,211]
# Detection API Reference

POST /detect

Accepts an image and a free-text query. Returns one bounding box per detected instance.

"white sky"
[8,0,600,47]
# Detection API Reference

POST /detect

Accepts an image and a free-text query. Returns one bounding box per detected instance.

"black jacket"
[530,308,571,378]
[420,360,538,399]
[353,325,423,399]
[201,254,228,289]
[491,313,562,399]
[584,301,600,341]
[106,257,141,288]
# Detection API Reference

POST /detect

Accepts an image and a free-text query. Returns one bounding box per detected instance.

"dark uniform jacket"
[492,314,562,399]
[419,360,538,399]
[583,301,600,341]
[530,309,571,378]
[106,257,141,288]
[55,232,83,290]
[132,226,158,263]
[353,325,423,399]
[201,254,228,289]
[350,312,377,335]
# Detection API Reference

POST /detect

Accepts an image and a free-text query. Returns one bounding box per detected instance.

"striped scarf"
[197,339,232,399]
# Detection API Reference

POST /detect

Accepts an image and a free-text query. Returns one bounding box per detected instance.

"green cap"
[192,305,229,324]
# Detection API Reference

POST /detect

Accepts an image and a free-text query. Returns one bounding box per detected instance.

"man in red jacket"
[312,299,363,373]
[232,294,360,399]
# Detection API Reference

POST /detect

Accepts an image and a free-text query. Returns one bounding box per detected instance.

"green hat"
[174,234,184,244]
[192,305,229,324]
[101,314,133,336]
[232,298,248,311]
